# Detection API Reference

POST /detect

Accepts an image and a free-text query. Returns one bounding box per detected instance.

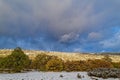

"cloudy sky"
[0,0,120,52]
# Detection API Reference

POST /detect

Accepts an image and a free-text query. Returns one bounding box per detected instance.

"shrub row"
[64,59,113,72]
[0,47,120,73]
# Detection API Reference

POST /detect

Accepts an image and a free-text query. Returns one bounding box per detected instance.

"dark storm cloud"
[0,0,120,52]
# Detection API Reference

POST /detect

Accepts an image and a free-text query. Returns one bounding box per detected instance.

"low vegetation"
[0,47,120,74]
[88,68,120,78]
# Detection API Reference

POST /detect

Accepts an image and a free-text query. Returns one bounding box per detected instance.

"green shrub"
[1,47,30,72]
[0,57,4,68]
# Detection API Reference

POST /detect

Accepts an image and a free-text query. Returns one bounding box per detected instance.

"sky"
[0,0,120,52]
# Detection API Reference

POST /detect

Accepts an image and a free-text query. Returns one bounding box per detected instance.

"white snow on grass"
[0,72,119,80]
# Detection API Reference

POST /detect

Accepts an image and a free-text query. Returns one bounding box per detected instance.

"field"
[0,49,120,62]
[0,71,119,80]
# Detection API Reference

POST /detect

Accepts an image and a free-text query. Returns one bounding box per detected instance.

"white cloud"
[88,32,102,40]
[100,31,120,48]
[59,32,79,43]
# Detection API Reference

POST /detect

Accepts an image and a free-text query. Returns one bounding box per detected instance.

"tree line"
[0,47,120,73]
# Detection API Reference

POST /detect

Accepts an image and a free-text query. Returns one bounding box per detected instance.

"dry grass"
[0,49,120,62]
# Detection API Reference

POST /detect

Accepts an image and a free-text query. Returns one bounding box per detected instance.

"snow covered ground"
[0,72,119,80]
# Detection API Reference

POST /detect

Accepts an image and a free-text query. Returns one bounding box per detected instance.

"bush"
[88,68,120,78]
[0,57,5,68]
[112,62,120,68]
[1,47,30,72]
[31,53,53,71]
[64,61,89,71]
[87,59,113,70]
[64,59,113,72]
[46,57,64,71]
